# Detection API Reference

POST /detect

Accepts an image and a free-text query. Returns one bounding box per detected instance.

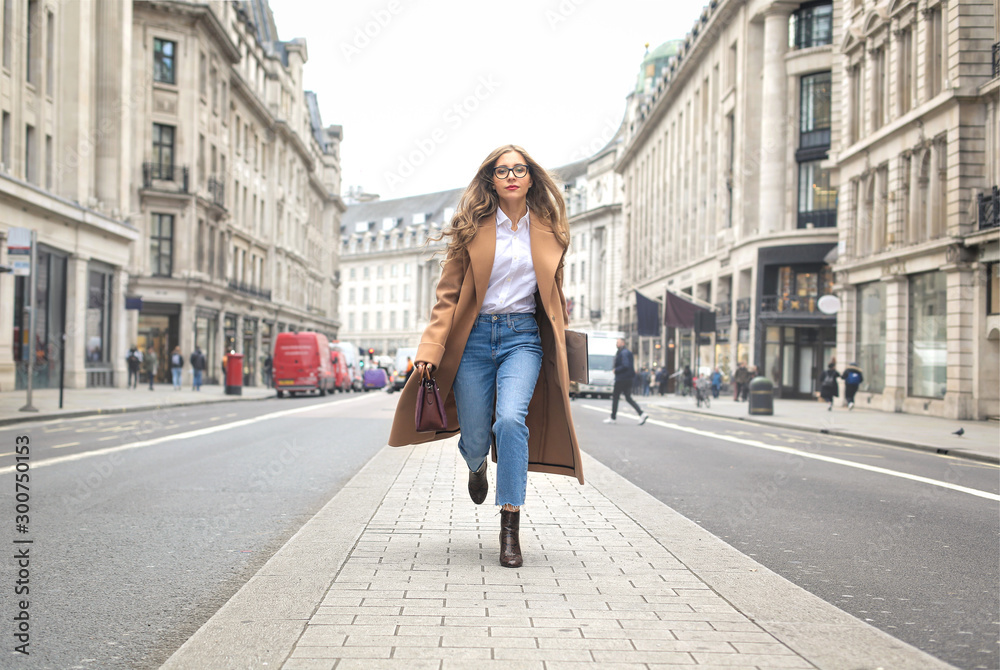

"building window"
[86,268,113,364]
[925,7,943,99]
[152,123,174,179]
[44,10,53,96]
[362,312,369,331]
[26,0,37,84]
[790,2,833,50]
[24,124,35,184]
[855,282,885,393]
[2,0,11,69]
[849,64,863,144]
[1,111,9,168]
[44,134,51,190]
[150,213,174,277]
[799,72,831,150]
[797,161,837,228]
[908,271,947,399]
[199,51,207,97]
[403,310,410,329]
[897,27,913,116]
[871,47,887,130]
[153,38,175,84]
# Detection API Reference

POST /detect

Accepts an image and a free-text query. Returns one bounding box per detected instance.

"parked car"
[272,331,335,397]
[329,349,352,392]
[363,367,389,391]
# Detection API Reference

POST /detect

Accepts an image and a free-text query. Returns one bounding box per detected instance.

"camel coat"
[387,213,584,485]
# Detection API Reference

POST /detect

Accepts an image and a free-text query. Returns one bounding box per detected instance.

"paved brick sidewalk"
[162,438,953,670]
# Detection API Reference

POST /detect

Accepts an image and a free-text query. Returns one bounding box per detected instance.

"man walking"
[604,338,648,425]
[190,346,206,391]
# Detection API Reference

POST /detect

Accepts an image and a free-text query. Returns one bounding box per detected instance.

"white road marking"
[581,404,1000,502]
[0,395,379,475]
[52,442,80,449]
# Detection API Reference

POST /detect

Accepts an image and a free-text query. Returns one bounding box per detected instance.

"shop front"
[194,309,219,384]
[138,303,180,384]
[12,246,67,389]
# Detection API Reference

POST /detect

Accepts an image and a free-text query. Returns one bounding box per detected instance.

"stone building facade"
[128,0,344,387]
[0,0,139,392]
[832,0,999,419]
[0,0,342,392]
[617,1,841,399]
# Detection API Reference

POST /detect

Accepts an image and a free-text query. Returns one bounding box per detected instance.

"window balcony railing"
[979,186,999,231]
[993,42,999,79]
[715,300,732,319]
[797,209,837,229]
[142,162,189,193]
[228,281,271,301]
[760,294,834,317]
[736,297,751,321]
[206,176,225,208]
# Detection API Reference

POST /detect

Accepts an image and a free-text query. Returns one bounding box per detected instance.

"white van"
[390,347,418,391]
[571,331,624,399]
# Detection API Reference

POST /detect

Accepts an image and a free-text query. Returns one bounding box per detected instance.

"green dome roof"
[635,39,683,94]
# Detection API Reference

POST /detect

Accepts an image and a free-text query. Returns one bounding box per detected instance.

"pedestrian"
[682,364,693,397]
[404,356,415,383]
[143,346,158,390]
[169,346,184,390]
[733,361,750,401]
[640,367,650,397]
[190,346,206,391]
[843,362,863,410]
[656,366,669,396]
[711,367,722,398]
[126,345,142,389]
[604,338,649,426]
[221,352,228,382]
[263,354,273,388]
[819,359,840,411]
[386,144,583,569]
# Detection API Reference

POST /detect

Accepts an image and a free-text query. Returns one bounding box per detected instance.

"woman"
[819,360,840,411]
[388,145,582,568]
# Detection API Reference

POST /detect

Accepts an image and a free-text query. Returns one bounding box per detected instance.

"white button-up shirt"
[480,207,538,314]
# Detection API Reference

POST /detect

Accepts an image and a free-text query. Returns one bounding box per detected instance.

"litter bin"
[225,353,244,396]
[748,376,774,415]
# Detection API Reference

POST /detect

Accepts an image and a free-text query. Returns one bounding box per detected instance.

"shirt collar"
[496,206,530,230]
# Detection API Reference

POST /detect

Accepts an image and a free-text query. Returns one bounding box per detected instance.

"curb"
[660,404,1000,465]
[0,392,277,428]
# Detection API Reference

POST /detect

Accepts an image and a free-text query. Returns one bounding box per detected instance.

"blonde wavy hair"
[437,144,569,261]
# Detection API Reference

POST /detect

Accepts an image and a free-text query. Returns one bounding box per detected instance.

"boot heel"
[499,509,522,568]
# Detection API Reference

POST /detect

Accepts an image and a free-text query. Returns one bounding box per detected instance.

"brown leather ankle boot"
[468,460,488,505]
[499,509,522,568]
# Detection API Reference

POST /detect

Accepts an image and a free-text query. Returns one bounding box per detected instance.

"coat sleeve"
[415,252,466,369]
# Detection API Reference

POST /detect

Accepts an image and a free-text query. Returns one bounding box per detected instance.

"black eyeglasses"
[493,164,528,179]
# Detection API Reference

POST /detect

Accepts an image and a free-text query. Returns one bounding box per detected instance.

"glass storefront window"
[86,269,112,363]
[908,272,947,398]
[194,312,218,379]
[736,326,749,365]
[856,282,886,393]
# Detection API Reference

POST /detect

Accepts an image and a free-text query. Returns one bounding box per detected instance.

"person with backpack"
[190,346,207,391]
[843,362,864,410]
[169,346,184,390]
[819,360,840,411]
[126,345,142,389]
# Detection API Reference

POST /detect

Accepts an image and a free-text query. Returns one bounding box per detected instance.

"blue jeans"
[192,369,203,390]
[171,367,182,388]
[452,313,542,508]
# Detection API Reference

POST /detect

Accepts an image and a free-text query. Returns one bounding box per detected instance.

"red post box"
[225,353,244,395]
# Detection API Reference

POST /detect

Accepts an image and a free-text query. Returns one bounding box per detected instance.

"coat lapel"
[530,215,560,306]
[468,219,496,309]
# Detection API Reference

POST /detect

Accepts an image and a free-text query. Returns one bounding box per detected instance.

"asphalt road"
[573,398,999,670]
[0,391,393,670]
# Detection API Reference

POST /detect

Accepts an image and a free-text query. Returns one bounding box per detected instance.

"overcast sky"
[271,0,708,200]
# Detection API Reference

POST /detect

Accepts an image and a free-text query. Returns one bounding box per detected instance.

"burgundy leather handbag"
[415,366,447,432]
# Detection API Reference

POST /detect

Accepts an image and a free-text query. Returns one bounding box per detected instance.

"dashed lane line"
[0,395,380,475]
[581,404,1000,502]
